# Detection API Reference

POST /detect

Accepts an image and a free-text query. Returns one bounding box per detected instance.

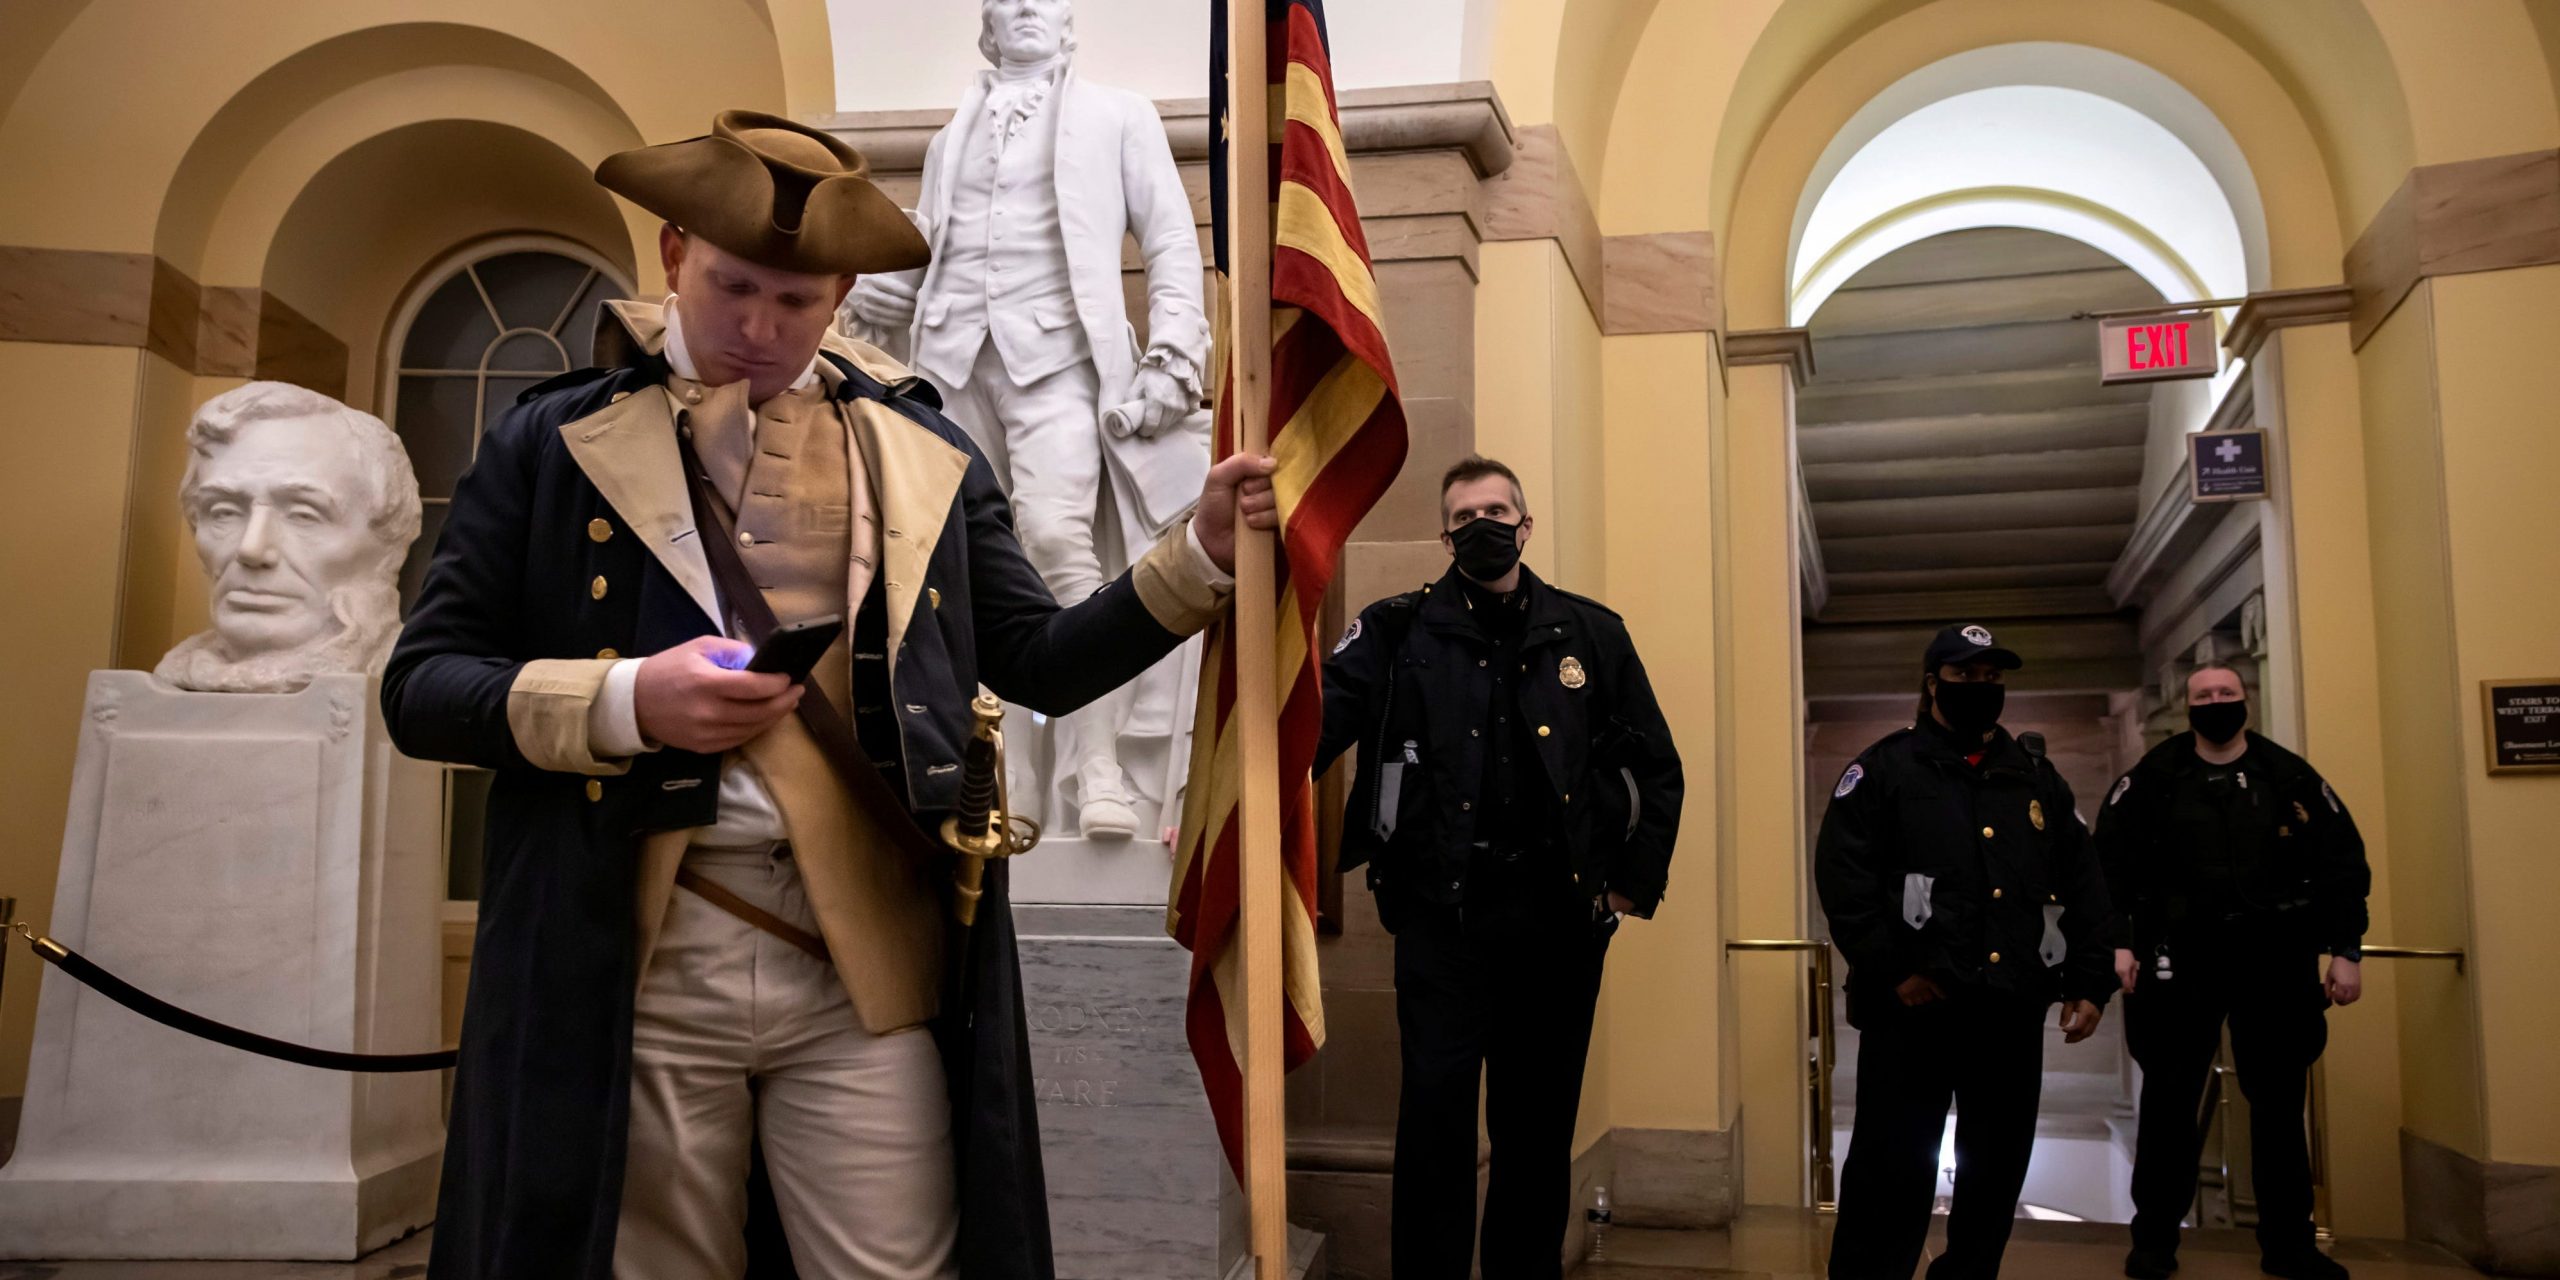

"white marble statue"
[155,381,422,694]
[847,0,1212,846]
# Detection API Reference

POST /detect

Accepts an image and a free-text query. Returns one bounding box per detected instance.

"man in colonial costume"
[385,110,1271,1280]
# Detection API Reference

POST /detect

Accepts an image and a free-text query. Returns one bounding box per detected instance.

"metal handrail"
[2354,945,2466,973]
[1727,938,1837,1211]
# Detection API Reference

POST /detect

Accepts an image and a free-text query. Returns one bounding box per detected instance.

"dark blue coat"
[384,344,1196,1280]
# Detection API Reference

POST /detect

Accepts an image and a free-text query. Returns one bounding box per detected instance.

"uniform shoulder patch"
[1332,617,1363,654]
[2109,776,2133,806]
[1835,763,1865,798]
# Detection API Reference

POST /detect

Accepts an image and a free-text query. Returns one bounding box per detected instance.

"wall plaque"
[2484,679,2560,774]
[2190,428,2269,503]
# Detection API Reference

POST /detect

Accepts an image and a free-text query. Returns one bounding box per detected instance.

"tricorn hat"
[595,110,930,276]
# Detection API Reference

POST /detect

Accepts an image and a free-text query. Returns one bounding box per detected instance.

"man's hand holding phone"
[633,635,802,753]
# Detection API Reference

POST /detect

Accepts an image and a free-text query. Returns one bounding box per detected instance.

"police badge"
[1559,656,1587,689]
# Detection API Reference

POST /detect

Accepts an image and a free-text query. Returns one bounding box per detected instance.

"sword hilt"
[940,694,1040,927]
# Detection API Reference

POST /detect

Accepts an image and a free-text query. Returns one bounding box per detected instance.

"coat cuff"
[1131,520,1233,635]
[507,658,634,776]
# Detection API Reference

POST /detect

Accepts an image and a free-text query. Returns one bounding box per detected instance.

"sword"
[939,693,1039,927]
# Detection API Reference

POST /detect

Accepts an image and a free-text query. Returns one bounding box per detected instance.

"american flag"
[1170,0,1409,1178]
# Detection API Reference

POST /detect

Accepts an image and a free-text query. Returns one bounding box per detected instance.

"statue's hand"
[846,276,918,331]
[1126,365,1197,439]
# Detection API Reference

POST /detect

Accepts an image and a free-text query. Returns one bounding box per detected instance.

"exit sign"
[2100,313,2220,384]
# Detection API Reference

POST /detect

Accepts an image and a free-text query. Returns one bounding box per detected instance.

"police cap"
[1924,623,2024,672]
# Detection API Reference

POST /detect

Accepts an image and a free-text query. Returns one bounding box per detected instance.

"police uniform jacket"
[2093,730,2369,958]
[1313,565,1684,918]
[1816,722,2117,1018]
[382,310,1228,1280]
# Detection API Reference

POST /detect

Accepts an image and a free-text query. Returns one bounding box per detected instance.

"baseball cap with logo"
[1923,623,2023,672]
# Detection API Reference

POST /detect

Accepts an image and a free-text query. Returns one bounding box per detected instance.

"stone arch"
[150,23,636,277]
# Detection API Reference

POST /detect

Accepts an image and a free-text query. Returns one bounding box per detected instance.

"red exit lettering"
[2127,321,2193,370]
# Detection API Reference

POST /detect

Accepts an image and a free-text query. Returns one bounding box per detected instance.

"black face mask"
[1448,517,1524,582]
[2189,700,2248,745]
[1931,679,2006,739]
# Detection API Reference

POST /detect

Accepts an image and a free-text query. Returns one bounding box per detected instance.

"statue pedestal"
[1015,904,1230,1278]
[0,672,446,1260]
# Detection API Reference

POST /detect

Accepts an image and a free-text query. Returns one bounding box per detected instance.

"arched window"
[381,237,630,905]
[385,237,632,606]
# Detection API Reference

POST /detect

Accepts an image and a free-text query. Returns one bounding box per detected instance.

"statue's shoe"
[1080,791,1139,840]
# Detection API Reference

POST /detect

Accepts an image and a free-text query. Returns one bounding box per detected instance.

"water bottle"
[1586,1184,1613,1260]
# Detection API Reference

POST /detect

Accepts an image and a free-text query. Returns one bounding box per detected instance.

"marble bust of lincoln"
[155,381,422,694]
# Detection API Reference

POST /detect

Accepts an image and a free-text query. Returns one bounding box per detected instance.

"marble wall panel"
[196,285,261,378]
[2402,1127,2560,1276]
[2347,147,2560,347]
[256,292,349,401]
[1613,1122,1741,1229]
[1356,395,1472,545]
[1014,905,1226,1280]
[0,246,153,347]
[1602,231,1718,336]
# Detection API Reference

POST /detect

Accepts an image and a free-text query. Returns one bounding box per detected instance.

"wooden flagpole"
[1223,6,1289,1276]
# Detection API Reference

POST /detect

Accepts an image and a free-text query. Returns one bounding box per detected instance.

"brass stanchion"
[1727,938,1838,1211]
[2303,944,2464,1242]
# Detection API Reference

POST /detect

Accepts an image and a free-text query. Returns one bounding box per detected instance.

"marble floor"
[1569,1208,2480,1280]
[0,1210,2484,1280]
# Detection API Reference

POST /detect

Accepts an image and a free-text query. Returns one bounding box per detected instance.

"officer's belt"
[674,851,832,964]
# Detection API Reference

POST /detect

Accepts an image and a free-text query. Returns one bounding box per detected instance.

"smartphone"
[743,615,845,683]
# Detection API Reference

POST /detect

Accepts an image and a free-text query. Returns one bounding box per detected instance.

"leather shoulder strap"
[674,413,944,856]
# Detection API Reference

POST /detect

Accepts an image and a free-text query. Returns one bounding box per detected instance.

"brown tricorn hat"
[595,109,930,276]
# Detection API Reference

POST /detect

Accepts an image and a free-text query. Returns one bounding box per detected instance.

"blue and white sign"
[2190,429,2269,503]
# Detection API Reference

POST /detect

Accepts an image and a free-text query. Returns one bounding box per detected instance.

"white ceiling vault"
[1789,42,2267,327]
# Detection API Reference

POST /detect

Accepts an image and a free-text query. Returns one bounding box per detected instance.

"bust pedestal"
[0,672,446,1259]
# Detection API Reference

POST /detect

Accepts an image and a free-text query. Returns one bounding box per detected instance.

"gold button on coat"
[1537,725,1552,737]
[588,518,613,543]
[597,648,619,660]
[585,779,604,802]
[1981,826,1995,839]
[591,576,609,599]
[1992,888,2004,899]
[1989,951,2002,964]
[740,531,756,546]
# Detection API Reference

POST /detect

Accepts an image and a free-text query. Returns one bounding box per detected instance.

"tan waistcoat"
[638,356,951,1034]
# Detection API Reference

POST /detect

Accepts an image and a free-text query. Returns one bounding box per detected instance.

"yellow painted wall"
[0,345,150,1098]
[2425,266,2560,1166]
[2353,288,2490,1161]
[1597,333,1728,1140]
[2262,325,2406,1234]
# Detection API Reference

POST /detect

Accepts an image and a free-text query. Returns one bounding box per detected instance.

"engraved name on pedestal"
[1017,906,1223,1279]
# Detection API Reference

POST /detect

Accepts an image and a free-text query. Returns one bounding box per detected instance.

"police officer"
[1315,455,1683,1280]
[1816,624,2117,1280]
[2098,663,2370,1280]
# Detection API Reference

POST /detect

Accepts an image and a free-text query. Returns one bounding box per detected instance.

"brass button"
[1981,826,1995,839]
[740,531,757,547]
[1563,792,1571,803]
[1538,725,1551,737]
[1461,801,1472,811]
[588,518,613,543]
[609,390,631,403]
[1989,951,2002,965]
[682,387,704,405]
[929,587,942,609]
[1992,888,2004,900]
[597,648,619,660]
[591,576,609,600]
[1470,728,1481,737]
[585,779,604,802]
